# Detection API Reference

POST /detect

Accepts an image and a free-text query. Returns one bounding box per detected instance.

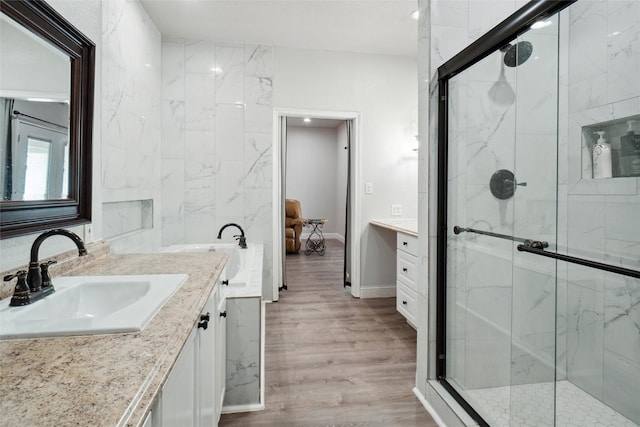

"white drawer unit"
[396,282,417,326]
[396,231,418,326]
[397,249,417,290]
[397,233,418,257]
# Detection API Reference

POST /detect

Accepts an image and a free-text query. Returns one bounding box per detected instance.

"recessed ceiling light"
[609,31,621,37]
[410,10,420,20]
[531,20,552,30]
[303,118,311,123]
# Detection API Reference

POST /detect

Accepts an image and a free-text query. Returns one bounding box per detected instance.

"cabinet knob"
[402,267,408,272]
[219,311,227,318]
[200,312,210,322]
[402,300,408,305]
[198,319,209,330]
[403,241,408,246]
[222,280,229,286]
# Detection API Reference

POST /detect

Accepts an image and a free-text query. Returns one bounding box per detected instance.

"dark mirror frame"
[0,0,94,238]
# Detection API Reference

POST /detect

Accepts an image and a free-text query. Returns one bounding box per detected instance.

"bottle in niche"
[620,120,640,177]
[592,130,612,179]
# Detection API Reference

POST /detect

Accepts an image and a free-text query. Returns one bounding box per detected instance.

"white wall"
[274,47,418,291]
[286,125,341,235]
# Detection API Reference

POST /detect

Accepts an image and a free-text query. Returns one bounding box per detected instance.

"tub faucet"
[217,223,247,249]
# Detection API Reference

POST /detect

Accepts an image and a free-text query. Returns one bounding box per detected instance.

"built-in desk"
[370,219,418,327]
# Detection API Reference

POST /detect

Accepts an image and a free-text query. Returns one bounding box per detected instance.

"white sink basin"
[0,274,188,340]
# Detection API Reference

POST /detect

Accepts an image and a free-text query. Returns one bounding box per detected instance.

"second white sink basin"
[0,274,188,340]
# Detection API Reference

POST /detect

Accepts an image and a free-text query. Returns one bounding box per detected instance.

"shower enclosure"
[434,1,640,425]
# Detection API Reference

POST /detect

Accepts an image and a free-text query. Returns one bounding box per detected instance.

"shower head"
[500,41,533,68]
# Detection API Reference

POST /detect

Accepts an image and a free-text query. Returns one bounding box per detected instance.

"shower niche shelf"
[568,98,640,196]
[581,115,640,179]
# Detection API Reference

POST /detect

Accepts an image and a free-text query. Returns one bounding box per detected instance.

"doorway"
[272,109,360,301]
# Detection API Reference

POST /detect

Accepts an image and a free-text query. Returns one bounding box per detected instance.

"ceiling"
[140,0,418,57]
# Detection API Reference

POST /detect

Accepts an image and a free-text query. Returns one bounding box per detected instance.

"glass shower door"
[443,15,560,427]
[509,16,560,427]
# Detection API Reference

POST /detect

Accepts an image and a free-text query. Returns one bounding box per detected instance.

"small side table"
[304,219,327,256]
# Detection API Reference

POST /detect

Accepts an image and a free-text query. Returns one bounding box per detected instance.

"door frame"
[272,107,361,301]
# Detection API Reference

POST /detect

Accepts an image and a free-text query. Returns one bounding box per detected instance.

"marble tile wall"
[101,0,162,252]
[224,297,261,407]
[161,40,274,297]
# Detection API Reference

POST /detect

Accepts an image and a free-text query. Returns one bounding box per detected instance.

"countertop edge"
[370,219,419,237]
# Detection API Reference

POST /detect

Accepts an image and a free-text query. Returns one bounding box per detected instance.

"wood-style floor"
[219,239,435,427]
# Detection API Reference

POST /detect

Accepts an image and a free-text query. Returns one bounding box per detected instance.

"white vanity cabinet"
[155,282,226,426]
[396,232,418,327]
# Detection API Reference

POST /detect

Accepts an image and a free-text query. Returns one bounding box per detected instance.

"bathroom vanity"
[370,219,418,327]
[0,243,230,426]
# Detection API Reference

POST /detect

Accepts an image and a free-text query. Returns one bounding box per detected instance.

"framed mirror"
[0,0,94,238]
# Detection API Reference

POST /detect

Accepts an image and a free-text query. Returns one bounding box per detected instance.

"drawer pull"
[200,312,210,322]
[402,300,408,305]
[403,241,408,246]
[198,319,209,330]
[220,311,227,318]
[222,280,229,286]
[402,267,408,272]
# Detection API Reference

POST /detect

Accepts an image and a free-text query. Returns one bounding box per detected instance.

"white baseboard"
[413,387,447,427]
[221,403,265,414]
[359,284,396,298]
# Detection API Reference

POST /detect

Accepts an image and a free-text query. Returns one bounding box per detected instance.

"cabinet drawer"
[397,249,417,290]
[396,282,417,325]
[397,233,418,256]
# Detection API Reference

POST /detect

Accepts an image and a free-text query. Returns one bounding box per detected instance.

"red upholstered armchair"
[285,199,304,253]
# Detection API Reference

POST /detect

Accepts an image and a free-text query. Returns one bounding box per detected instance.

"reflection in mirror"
[1,99,70,201]
[0,11,71,202]
[0,0,94,238]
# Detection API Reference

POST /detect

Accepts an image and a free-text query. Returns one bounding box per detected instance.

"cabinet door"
[161,328,196,427]
[197,290,216,427]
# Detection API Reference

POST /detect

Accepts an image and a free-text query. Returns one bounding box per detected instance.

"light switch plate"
[391,204,402,216]
[365,182,373,194]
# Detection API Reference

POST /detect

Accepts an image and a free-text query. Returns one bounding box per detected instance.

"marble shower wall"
[161,40,274,296]
[561,1,640,423]
[102,0,162,253]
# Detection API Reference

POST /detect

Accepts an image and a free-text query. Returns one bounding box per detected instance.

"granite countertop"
[0,250,228,427]
[370,219,418,236]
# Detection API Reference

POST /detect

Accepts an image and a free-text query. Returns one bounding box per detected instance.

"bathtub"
[158,243,263,297]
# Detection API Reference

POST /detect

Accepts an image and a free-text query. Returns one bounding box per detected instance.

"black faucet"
[3,229,87,306]
[217,223,247,249]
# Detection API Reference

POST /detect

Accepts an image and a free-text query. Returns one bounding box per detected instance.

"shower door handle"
[517,240,640,279]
